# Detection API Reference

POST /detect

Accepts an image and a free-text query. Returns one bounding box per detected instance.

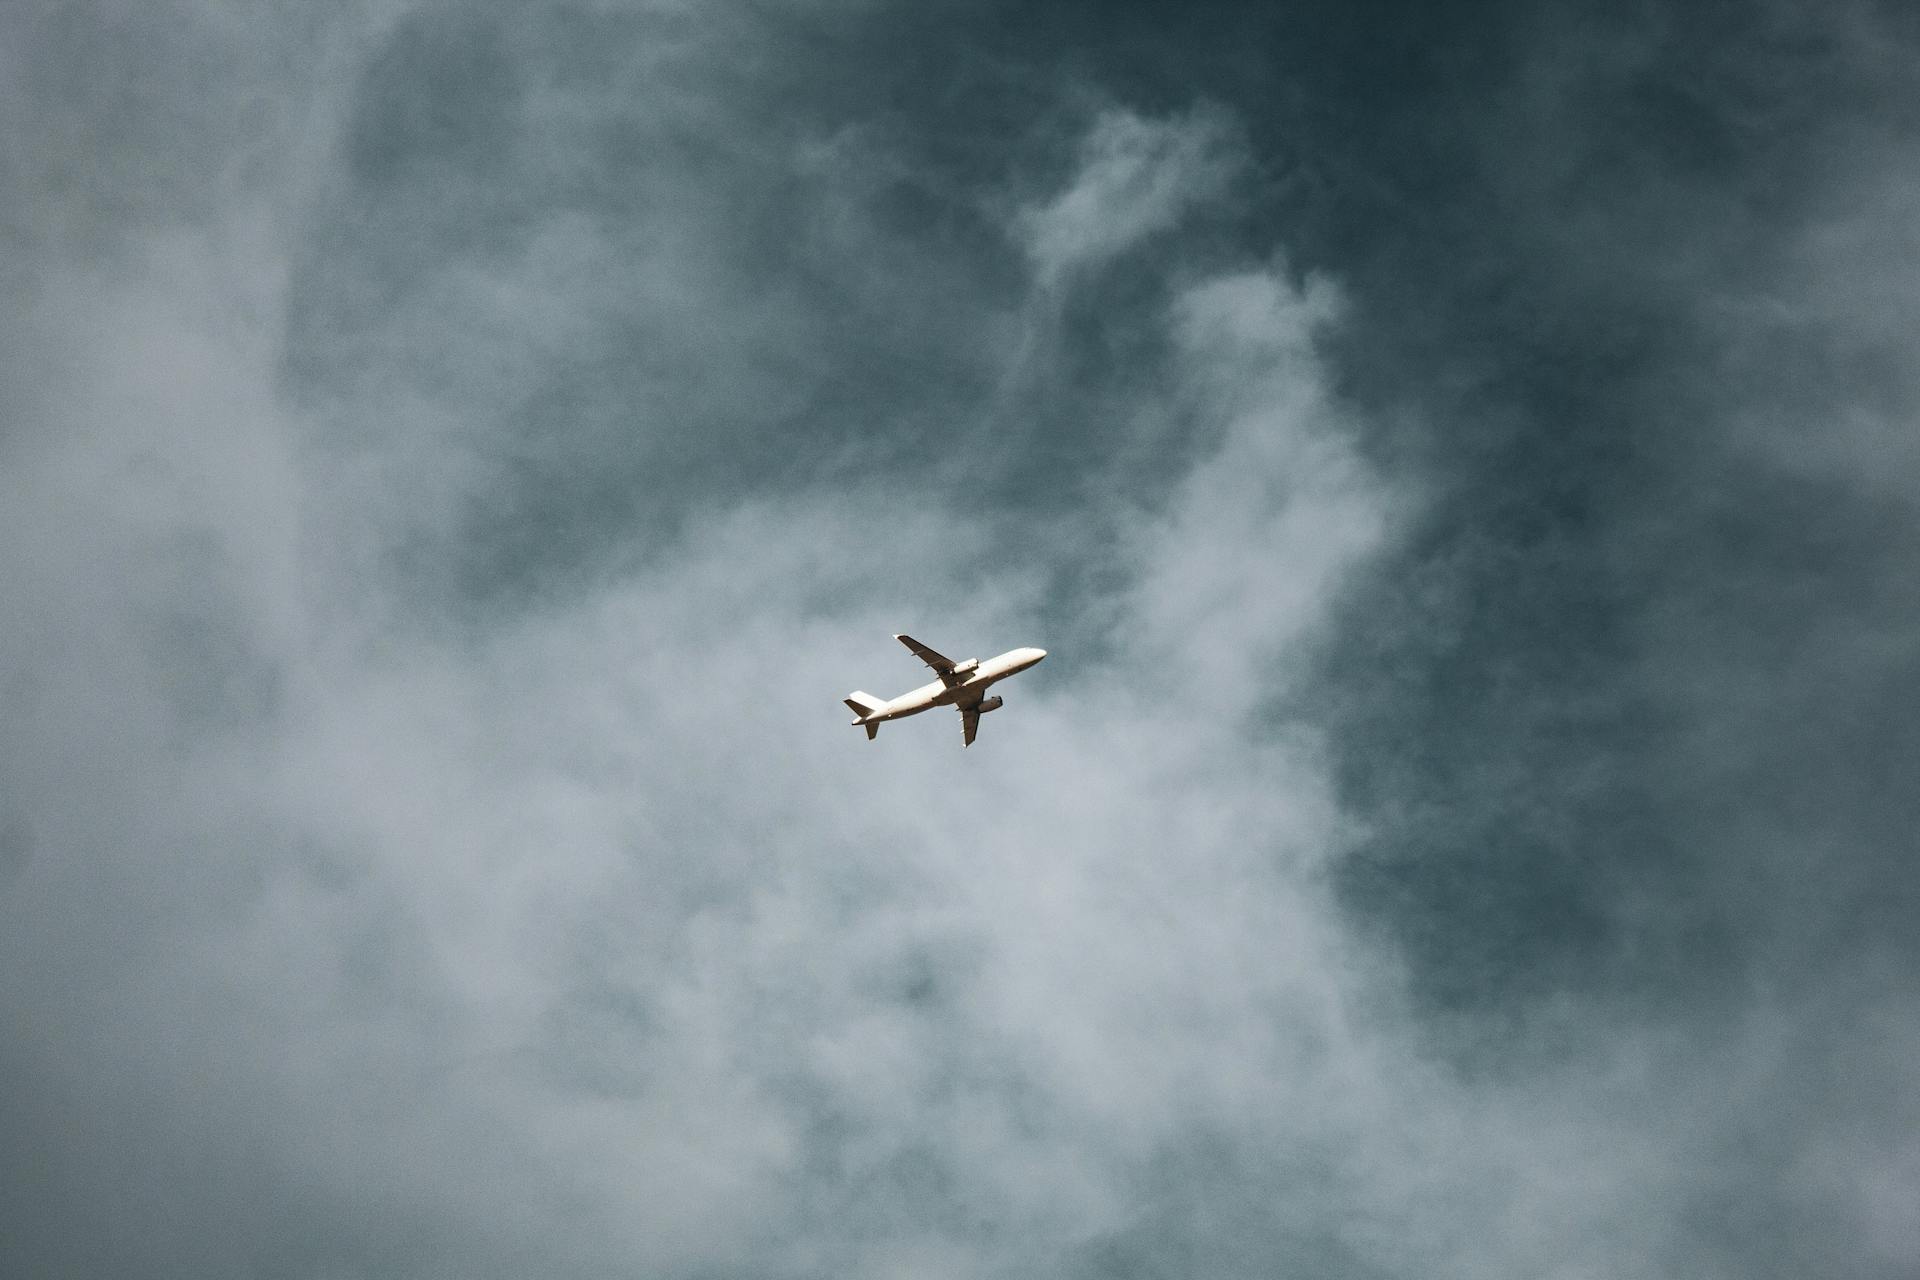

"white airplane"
[845,634,1047,747]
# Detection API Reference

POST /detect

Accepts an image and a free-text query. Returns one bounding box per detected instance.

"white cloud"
[0,104,1398,1271]
[7,6,1910,1278]
[1017,107,1240,287]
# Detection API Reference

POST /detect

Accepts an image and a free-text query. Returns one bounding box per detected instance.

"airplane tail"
[844,692,886,740]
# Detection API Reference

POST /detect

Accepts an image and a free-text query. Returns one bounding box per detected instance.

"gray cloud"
[1017,107,1241,288]
[4,2,1916,1278]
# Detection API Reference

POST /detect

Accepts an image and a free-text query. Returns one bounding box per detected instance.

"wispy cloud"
[1017,107,1241,288]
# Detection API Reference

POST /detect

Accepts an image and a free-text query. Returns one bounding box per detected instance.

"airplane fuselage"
[866,647,1047,722]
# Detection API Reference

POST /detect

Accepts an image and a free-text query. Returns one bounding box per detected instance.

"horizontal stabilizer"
[845,691,887,723]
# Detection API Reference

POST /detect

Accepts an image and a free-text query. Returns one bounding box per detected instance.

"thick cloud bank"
[4,3,1916,1278]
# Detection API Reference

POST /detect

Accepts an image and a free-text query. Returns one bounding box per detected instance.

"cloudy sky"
[4,1,1918,1276]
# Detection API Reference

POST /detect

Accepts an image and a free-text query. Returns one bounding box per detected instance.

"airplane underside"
[845,634,1040,748]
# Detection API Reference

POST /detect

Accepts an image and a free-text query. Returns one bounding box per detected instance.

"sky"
[3,1,1918,1276]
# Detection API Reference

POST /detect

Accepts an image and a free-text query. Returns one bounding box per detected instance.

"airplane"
[845,634,1047,747]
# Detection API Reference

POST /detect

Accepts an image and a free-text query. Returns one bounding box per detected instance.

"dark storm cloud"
[282,1,1053,618]
[1308,0,1920,1000]
[3,1,1916,1278]
[1302,3,1920,1270]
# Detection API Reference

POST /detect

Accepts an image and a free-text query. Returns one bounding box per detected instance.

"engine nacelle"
[949,658,980,677]
[977,696,1004,714]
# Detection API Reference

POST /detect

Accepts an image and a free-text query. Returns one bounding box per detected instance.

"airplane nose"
[1031,648,1047,661]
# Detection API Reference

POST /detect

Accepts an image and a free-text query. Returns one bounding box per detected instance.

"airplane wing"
[896,634,958,680]
[960,704,980,747]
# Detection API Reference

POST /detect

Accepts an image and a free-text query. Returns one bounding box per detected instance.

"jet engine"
[977,696,1004,714]
[948,658,980,677]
